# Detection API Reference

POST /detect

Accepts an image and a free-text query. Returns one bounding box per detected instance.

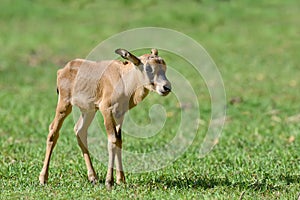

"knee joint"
[108,137,122,149]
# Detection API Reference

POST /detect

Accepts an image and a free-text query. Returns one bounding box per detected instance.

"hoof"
[116,179,126,185]
[105,181,113,190]
[39,175,47,185]
[39,170,48,185]
[116,177,125,185]
[116,171,125,185]
[89,178,97,185]
[88,173,98,185]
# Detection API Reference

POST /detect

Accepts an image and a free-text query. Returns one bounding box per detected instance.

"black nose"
[163,85,171,92]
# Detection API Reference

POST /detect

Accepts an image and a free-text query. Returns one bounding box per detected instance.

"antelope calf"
[39,48,172,189]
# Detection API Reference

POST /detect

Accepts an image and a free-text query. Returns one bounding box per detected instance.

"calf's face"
[115,48,172,96]
[142,55,171,96]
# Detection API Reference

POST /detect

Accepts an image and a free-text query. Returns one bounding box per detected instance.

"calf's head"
[115,48,172,96]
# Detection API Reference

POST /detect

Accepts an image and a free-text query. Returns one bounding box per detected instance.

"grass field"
[1,0,300,199]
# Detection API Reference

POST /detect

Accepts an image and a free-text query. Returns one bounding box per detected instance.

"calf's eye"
[145,64,153,73]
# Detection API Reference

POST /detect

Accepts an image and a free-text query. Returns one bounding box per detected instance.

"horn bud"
[151,49,158,56]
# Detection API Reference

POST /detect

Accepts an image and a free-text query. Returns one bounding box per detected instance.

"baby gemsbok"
[39,48,172,189]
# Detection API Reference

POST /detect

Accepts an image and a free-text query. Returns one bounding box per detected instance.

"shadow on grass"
[151,173,300,191]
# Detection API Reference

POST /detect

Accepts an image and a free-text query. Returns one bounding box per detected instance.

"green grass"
[1,0,300,199]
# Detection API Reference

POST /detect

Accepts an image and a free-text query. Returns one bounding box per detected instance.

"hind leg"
[39,97,72,185]
[74,111,97,184]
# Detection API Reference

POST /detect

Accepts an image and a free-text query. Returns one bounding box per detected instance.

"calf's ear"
[115,49,141,66]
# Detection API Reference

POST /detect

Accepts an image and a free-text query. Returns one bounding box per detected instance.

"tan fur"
[39,49,171,189]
